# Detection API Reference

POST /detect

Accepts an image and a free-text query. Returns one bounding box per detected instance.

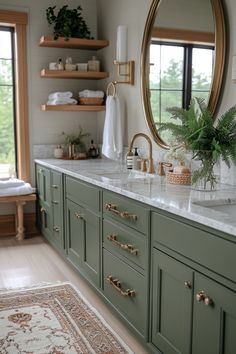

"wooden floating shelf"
[40,69,109,80]
[39,36,109,50]
[41,104,105,112]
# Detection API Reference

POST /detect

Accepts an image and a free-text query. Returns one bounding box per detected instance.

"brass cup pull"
[105,203,137,221]
[40,207,46,213]
[74,212,84,220]
[196,291,206,302]
[106,275,136,297]
[51,184,58,189]
[107,234,138,255]
[52,200,59,204]
[53,226,60,232]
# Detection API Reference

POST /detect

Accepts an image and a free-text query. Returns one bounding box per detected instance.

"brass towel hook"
[106,81,116,97]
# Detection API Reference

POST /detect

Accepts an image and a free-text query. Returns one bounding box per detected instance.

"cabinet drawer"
[66,176,100,211]
[151,211,236,283]
[103,219,147,270]
[103,191,148,233]
[103,249,147,337]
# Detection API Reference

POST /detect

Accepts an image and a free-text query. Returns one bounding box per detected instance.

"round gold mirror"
[141,0,226,149]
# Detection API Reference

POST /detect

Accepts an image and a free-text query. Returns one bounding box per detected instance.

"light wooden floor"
[0,235,149,354]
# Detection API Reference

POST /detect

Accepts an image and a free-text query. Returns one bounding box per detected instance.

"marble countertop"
[35,158,236,237]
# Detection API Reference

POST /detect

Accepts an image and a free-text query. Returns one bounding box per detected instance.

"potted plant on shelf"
[158,97,236,191]
[46,5,93,40]
[62,127,90,159]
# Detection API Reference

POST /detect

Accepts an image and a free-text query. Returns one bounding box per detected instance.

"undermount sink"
[193,199,236,219]
[95,170,156,183]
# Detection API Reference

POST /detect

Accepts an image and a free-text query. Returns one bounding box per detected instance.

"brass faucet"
[128,133,155,174]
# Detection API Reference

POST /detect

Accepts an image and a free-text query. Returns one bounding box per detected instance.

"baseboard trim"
[0,213,38,237]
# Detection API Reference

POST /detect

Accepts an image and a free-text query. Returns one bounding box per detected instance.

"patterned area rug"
[0,282,133,353]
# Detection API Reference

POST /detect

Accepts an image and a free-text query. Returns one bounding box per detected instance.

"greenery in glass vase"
[46,5,93,40]
[158,97,236,190]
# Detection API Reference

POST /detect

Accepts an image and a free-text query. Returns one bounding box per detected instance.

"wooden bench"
[0,194,36,240]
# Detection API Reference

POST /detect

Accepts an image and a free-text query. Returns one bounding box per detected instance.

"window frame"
[0,10,30,182]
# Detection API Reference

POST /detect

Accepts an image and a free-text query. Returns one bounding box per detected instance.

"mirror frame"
[141,0,226,149]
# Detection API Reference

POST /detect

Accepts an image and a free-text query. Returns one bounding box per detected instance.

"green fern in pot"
[158,97,236,190]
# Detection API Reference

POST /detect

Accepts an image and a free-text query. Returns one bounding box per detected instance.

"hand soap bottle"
[132,148,141,170]
[88,56,100,71]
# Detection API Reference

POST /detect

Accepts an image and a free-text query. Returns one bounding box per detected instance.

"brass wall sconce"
[113,60,135,85]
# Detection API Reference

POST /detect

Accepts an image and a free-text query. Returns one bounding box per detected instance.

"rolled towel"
[47,98,78,105]
[79,90,104,98]
[0,178,25,189]
[48,91,73,100]
[0,183,34,197]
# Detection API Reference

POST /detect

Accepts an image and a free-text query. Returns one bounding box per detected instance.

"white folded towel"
[48,91,73,100]
[47,98,78,105]
[0,178,25,189]
[0,183,34,197]
[79,90,104,98]
[102,94,124,161]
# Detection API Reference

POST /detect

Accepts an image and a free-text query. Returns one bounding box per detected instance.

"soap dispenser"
[132,148,141,170]
[126,150,134,169]
[88,56,100,71]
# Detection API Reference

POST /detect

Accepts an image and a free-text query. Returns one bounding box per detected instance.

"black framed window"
[0,26,17,179]
[149,41,214,125]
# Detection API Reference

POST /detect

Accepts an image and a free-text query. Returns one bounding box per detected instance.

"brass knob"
[53,226,60,232]
[40,207,46,213]
[184,281,192,289]
[204,296,214,306]
[74,212,84,220]
[51,184,58,189]
[52,200,58,204]
[196,291,205,302]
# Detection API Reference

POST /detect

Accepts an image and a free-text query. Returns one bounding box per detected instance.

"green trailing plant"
[158,97,236,190]
[46,5,93,40]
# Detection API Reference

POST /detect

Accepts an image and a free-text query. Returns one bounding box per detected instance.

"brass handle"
[196,291,206,302]
[53,226,60,232]
[74,212,84,220]
[184,281,192,289]
[107,234,138,255]
[39,168,44,173]
[40,207,46,213]
[51,185,58,189]
[204,296,214,306]
[52,200,59,204]
[106,275,136,297]
[105,203,137,221]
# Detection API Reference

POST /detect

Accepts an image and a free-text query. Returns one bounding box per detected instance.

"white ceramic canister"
[54,146,64,159]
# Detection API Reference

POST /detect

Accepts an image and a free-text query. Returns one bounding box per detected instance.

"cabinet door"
[66,199,100,287]
[152,249,193,354]
[66,199,83,266]
[36,165,51,208]
[192,272,236,354]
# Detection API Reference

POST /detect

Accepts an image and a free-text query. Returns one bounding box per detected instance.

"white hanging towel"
[102,94,124,160]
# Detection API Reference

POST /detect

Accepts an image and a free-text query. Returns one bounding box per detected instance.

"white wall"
[97,0,236,185]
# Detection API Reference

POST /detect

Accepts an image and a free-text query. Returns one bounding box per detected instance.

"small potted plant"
[46,5,93,40]
[62,127,90,159]
[158,97,236,191]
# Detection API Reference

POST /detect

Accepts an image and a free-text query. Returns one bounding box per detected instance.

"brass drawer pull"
[52,200,59,204]
[74,212,84,220]
[51,184,58,189]
[107,234,138,255]
[106,275,136,297]
[53,226,60,232]
[105,203,137,221]
[40,207,46,213]
[196,291,214,306]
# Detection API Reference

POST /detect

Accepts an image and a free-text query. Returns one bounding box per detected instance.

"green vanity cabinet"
[65,176,101,288]
[151,210,236,354]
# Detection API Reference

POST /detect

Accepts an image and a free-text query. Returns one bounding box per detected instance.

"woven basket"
[166,171,191,185]
[79,97,103,105]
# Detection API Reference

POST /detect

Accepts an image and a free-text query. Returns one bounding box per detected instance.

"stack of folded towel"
[78,90,104,98]
[47,91,78,105]
[0,178,34,197]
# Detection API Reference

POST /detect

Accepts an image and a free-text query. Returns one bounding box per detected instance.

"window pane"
[150,44,160,89]
[0,30,12,59]
[0,59,13,85]
[160,46,184,89]
[192,48,213,92]
[150,90,160,124]
[0,29,16,179]
[161,90,182,123]
[192,90,210,102]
